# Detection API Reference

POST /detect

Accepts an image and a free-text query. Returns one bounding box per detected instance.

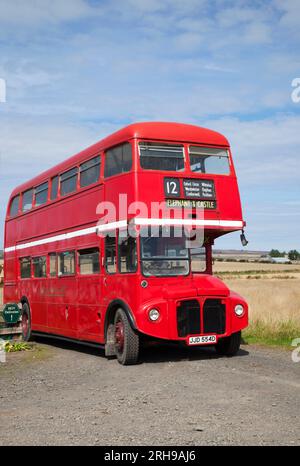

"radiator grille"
[177,300,201,337]
[203,299,226,335]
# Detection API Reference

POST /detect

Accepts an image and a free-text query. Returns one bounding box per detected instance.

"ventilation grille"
[203,299,226,335]
[177,300,201,337]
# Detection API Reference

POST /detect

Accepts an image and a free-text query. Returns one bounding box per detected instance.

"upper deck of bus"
[7,122,230,202]
[5,122,244,236]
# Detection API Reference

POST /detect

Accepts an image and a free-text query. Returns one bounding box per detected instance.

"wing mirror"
[240,230,248,247]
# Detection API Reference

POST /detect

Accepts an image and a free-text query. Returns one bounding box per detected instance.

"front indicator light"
[149,308,160,321]
[234,304,244,317]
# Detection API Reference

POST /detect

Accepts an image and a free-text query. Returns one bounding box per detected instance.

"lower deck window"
[79,248,100,274]
[58,251,75,276]
[49,253,57,276]
[20,257,31,278]
[33,256,47,277]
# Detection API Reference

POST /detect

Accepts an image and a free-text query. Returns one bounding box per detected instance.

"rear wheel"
[21,302,33,342]
[215,331,241,356]
[114,308,139,365]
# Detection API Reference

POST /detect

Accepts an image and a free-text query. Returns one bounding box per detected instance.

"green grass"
[242,320,300,348]
[3,341,32,353]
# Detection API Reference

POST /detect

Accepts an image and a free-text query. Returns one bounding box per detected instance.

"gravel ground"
[0,339,299,446]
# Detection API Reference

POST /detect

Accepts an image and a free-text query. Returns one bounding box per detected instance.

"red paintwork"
[4,122,248,345]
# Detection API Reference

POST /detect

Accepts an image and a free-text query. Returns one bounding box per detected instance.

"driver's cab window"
[105,236,117,273]
[118,234,137,273]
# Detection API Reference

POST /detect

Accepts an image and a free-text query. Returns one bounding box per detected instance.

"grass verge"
[242,320,300,348]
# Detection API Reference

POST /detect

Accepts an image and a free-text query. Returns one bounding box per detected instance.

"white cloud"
[216,6,265,28]
[0,0,101,24]
[276,0,300,30]
[243,22,272,44]
[202,114,300,187]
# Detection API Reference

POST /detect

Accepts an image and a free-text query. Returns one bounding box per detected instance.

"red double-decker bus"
[4,122,248,364]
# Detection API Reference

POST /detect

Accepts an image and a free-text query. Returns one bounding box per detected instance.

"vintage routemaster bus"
[4,122,248,365]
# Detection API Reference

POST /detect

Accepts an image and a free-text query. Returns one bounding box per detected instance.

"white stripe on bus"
[4,218,244,252]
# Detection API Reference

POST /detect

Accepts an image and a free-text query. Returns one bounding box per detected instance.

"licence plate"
[188,335,217,345]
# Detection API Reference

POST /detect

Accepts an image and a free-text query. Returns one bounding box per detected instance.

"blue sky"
[0,0,299,251]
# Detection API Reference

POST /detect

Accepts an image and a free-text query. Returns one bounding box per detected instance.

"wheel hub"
[115,320,125,352]
[22,313,28,336]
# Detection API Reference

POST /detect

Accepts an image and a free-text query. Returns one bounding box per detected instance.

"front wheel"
[114,308,140,365]
[21,302,33,342]
[215,331,241,356]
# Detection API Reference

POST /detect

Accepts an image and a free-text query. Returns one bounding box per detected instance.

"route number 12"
[164,178,180,198]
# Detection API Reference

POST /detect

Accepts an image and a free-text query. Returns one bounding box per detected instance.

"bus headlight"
[149,308,160,321]
[234,304,244,317]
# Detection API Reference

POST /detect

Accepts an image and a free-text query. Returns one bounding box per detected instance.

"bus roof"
[9,122,230,198]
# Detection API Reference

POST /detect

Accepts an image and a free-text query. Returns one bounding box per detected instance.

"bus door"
[47,251,78,338]
[77,247,102,342]
[102,231,139,317]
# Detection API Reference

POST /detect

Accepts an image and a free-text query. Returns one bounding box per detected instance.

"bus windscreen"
[189,146,230,175]
[140,226,189,277]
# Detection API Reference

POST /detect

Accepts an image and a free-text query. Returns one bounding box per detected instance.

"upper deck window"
[22,189,33,212]
[139,143,184,172]
[9,195,20,217]
[104,143,132,178]
[189,146,230,175]
[35,181,48,207]
[60,167,78,196]
[80,155,101,188]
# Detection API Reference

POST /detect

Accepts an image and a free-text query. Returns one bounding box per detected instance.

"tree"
[288,250,300,261]
[269,249,284,258]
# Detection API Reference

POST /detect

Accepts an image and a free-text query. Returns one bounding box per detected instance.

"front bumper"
[137,293,248,343]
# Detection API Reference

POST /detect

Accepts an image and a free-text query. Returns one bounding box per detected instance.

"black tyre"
[21,302,33,342]
[114,308,139,365]
[215,330,241,356]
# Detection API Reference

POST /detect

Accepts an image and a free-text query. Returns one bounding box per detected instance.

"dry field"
[214,261,300,273]
[214,261,300,345]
